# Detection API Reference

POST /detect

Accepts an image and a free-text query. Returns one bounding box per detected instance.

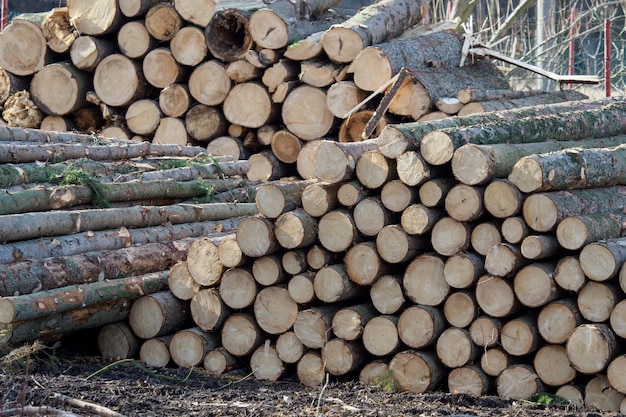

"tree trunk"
[223,82,277,128]
[317,209,359,253]
[205,8,254,62]
[293,306,338,348]
[170,327,220,368]
[0,271,168,324]
[443,291,478,328]
[255,179,317,218]
[94,54,151,107]
[567,323,617,374]
[370,274,405,315]
[314,264,363,302]
[118,20,157,59]
[67,0,124,35]
[510,141,626,193]
[389,350,444,394]
[42,7,76,54]
[254,286,298,335]
[556,213,626,251]
[421,100,626,166]
[436,327,479,368]
[190,288,230,332]
[431,217,471,257]
[513,263,561,308]
[475,274,519,318]
[128,290,190,339]
[458,90,588,116]
[221,312,264,357]
[139,335,173,367]
[275,208,318,250]
[377,96,610,159]
[320,0,428,63]
[313,139,379,183]
[0,18,48,76]
[282,85,335,140]
[452,136,626,186]
[443,251,484,289]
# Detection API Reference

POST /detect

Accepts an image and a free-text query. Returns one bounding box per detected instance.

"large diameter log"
[577,281,620,323]
[500,314,540,357]
[94,54,151,107]
[188,60,231,107]
[30,65,93,119]
[0,271,168,324]
[567,323,618,374]
[205,8,254,62]
[320,0,428,63]
[363,315,402,357]
[377,97,614,160]
[98,322,140,360]
[496,365,544,400]
[223,82,276,128]
[170,26,208,67]
[282,85,335,140]
[403,254,449,306]
[0,18,48,76]
[170,327,220,368]
[421,100,626,166]
[128,290,190,339]
[533,344,576,387]
[397,305,445,349]
[345,241,390,285]
[142,47,187,89]
[389,350,444,394]
[448,365,490,396]
[452,136,626,186]
[219,267,257,310]
[537,298,582,345]
[523,186,626,232]
[253,286,298,335]
[313,139,379,184]
[221,312,263,357]
[67,0,124,35]
[584,375,625,412]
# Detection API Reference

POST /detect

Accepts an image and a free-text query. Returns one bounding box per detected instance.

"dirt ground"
[0,339,622,417]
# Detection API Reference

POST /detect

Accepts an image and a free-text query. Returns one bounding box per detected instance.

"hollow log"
[205,8,254,62]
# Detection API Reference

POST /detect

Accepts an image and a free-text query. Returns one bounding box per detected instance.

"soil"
[0,339,622,417]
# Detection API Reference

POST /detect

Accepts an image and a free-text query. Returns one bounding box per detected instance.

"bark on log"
[320,0,428,63]
[118,20,156,59]
[300,58,346,88]
[556,213,626,251]
[247,149,291,181]
[255,179,317,218]
[567,323,617,374]
[610,299,626,339]
[282,250,307,275]
[170,327,220,368]
[457,88,545,104]
[0,18,48,76]
[204,347,238,374]
[403,253,449,306]
[458,90,588,116]
[282,85,335,140]
[128,290,190,339]
[422,99,626,166]
[370,274,405,315]
[389,350,444,394]
[205,9,254,62]
[70,36,117,72]
[377,97,611,159]
[67,0,124,36]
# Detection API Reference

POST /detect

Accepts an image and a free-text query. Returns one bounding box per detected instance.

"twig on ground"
[84,358,193,385]
[51,393,126,417]
[0,405,83,417]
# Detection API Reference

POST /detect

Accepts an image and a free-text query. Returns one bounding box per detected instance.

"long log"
[420,100,626,166]
[556,213,626,251]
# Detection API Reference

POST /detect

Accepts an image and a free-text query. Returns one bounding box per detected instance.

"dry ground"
[1,337,623,417]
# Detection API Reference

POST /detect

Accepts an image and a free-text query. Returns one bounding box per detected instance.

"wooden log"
[2,91,42,129]
[469,316,501,348]
[252,254,287,286]
[124,99,161,136]
[533,344,576,387]
[553,255,586,293]
[40,116,75,132]
[221,312,263,357]
[370,274,405,315]
[223,82,277,129]
[480,348,511,377]
[496,364,544,400]
[118,0,162,17]
[501,216,531,245]
[608,355,626,395]
[235,215,279,258]
[389,350,444,394]
[117,21,156,59]
[218,267,257,310]
[470,221,501,257]
[345,242,390,285]
[537,298,582,345]
[362,315,401,357]
[94,54,150,107]
[320,0,427,63]
[579,237,626,282]
[443,251,484,289]
[261,59,300,92]
[458,90,589,116]
[577,281,620,323]
[317,208,360,253]
[485,243,529,277]
[143,47,187,89]
[475,274,519,318]
[359,360,390,386]
[183,104,227,142]
[98,322,140,360]
[282,250,307,275]
[204,347,238,374]
[287,271,316,305]
[190,288,230,332]
[140,335,173,367]
[354,150,395,190]
[457,88,544,104]
[436,327,479,368]
[422,100,626,166]
[250,341,285,381]
[322,339,365,376]
[520,235,561,260]
[282,85,335,140]
[170,327,220,368]
[70,36,117,72]
[380,179,418,213]
[152,116,188,145]
[377,97,611,160]
[326,81,367,119]
[444,184,485,223]
[300,58,345,89]
[332,303,377,342]
[397,304,445,349]
[557,213,626,251]
[306,244,340,270]
[226,59,263,83]
[188,60,231,107]
[555,385,585,409]
[353,196,396,237]
[128,290,190,339]
[376,224,427,264]
[253,286,298,335]
[0,69,29,108]
[67,0,124,35]
[296,351,325,387]
[396,151,447,187]
[400,203,441,236]
[448,365,490,396]
[0,17,48,76]
[271,130,303,163]
[296,139,321,180]
[339,110,386,143]
[205,8,254,62]
[403,254,449,306]
[500,314,540,357]
[294,306,338,349]
[430,217,471,257]
[206,136,250,160]
[301,181,341,218]
[611,299,626,339]
[585,375,625,412]
[418,178,455,208]
[168,261,200,301]
[246,150,291,181]
[41,7,76,54]
[255,179,316,219]
[443,291,478,328]
[314,264,363,303]
[513,262,561,308]
[567,323,617,374]
[144,3,182,41]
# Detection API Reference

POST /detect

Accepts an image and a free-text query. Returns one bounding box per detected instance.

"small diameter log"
[353,196,396,237]
[236,215,279,258]
[188,60,231,106]
[370,274,405,315]
[1,271,168,326]
[500,314,540,357]
[250,341,285,381]
[70,35,117,72]
[496,365,544,400]
[448,365,490,396]
[326,81,367,119]
[255,179,317,219]
[355,150,396,190]
[170,26,208,67]
[143,47,187,89]
[221,312,263,357]
[125,99,162,136]
[296,140,321,180]
[226,59,263,83]
[313,139,378,184]
[184,104,228,142]
[513,263,561,308]
[0,18,47,76]
[94,54,150,107]
[436,327,479,368]
[190,288,230,332]
[480,348,511,377]
[317,209,358,253]
[144,2,182,41]
[377,97,610,160]
[332,303,377,342]
[577,281,620,323]
[284,30,323,61]
[363,315,401,357]
[418,178,456,208]
[430,217,471,257]
[475,275,519,318]
[294,306,338,349]
[320,0,427,63]
[579,237,626,282]
[538,298,582,345]
[282,85,335,140]
[469,316,502,348]
[204,347,238,374]
[0,69,29,107]
[170,327,220,368]
[611,299,626,339]
[252,254,287,286]
[128,290,190,340]
[403,254,450,307]
[301,181,341,218]
[376,224,427,264]
[458,90,589,116]
[271,130,303,164]
[118,20,156,59]
[443,251,484,289]
[282,250,307,275]
[398,304,445,349]
[501,216,530,244]
[396,151,446,188]
[253,286,298,335]
[42,7,76,54]
[585,375,625,412]
[219,267,257,310]
[314,264,363,303]
[275,208,318,250]
[554,256,586,293]
[567,323,617,374]
[421,100,626,166]
[206,136,250,160]
[153,117,189,145]
[322,339,365,376]
[276,331,304,364]
[261,59,300,92]
[443,291,478,328]
[345,242,390,285]
[445,184,485,222]
[381,179,418,213]
[470,221,502,257]
[389,350,444,394]
[246,150,291,182]
[520,234,561,260]
[118,0,162,17]
[287,271,317,305]
[359,360,390,386]
[554,385,585,409]
[98,322,140,360]
[485,243,529,277]
[457,88,543,104]
[140,335,173,367]
[205,8,254,62]
[533,344,576,387]
[40,115,75,132]
[556,213,626,251]
[297,351,325,387]
[401,203,441,236]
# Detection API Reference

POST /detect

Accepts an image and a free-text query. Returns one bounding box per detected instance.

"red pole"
[0,0,7,31]
[605,18,611,97]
